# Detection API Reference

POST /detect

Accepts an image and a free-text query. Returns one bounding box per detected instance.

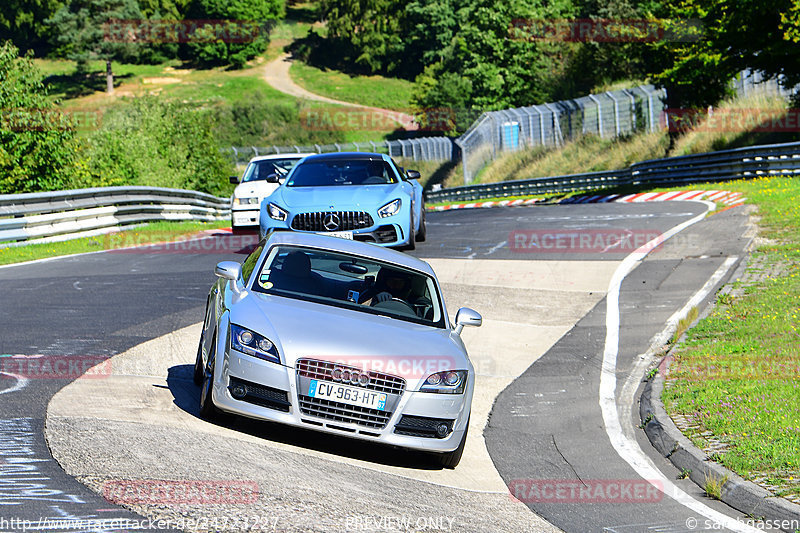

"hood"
[275,184,402,210]
[234,181,279,200]
[229,291,468,386]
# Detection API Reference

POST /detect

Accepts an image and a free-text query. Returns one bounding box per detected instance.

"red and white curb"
[429,190,745,211]
[430,198,541,211]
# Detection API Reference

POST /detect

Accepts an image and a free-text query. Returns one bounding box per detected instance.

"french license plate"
[317,231,353,240]
[308,380,386,410]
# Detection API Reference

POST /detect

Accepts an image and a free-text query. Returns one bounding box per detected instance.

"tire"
[193,334,204,386]
[199,333,220,420]
[415,209,427,242]
[438,418,469,469]
[402,222,416,251]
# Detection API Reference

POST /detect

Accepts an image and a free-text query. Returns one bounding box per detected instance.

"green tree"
[184,0,283,68]
[0,0,65,54]
[411,0,577,116]
[48,0,143,93]
[0,41,88,193]
[649,0,800,108]
[321,0,404,73]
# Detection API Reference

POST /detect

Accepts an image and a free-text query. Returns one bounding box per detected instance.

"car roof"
[249,153,315,163]
[299,152,389,162]
[265,232,434,276]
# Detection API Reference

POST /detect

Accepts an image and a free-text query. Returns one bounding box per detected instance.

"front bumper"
[212,349,471,453]
[232,208,260,228]
[260,209,412,247]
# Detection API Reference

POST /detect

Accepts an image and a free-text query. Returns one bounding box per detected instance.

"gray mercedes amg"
[194,231,482,467]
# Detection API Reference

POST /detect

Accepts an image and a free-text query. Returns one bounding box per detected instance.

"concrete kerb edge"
[639,251,800,524]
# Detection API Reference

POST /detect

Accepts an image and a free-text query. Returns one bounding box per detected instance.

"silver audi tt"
[194,231,482,467]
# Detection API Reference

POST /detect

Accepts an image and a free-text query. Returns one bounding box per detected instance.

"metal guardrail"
[226,137,455,165]
[0,186,230,245]
[424,141,800,204]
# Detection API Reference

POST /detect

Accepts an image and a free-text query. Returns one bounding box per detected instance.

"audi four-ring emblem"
[330,367,371,386]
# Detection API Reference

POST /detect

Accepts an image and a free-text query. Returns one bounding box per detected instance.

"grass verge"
[661,175,800,500]
[289,60,414,112]
[0,220,230,266]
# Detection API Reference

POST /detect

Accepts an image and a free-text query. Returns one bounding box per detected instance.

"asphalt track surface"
[0,202,754,532]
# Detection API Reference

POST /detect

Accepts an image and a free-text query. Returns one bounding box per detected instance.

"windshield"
[286,159,399,187]
[252,245,444,328]
[242,158,303,183]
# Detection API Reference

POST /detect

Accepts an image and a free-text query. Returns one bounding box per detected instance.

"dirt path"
[264,53,418,130]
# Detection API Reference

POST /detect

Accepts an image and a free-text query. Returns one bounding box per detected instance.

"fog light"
[231,384,247,399]
[436,423,450,438]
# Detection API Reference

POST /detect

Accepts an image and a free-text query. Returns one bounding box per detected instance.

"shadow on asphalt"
[165,364,446,470]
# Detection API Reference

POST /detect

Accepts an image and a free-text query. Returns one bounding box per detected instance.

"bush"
[85,97,232,195]
[0,41,91,194]
[208,93,340,147]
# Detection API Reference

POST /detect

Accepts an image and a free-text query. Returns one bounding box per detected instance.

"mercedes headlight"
[378,199,401,218]
[267,203,288,221]
[230,324,280,364]
[420,370,467,394]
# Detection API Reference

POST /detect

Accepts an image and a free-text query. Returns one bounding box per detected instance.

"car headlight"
[234,197,259,206]
[378,199,401,218]
[419,370,467,394]
[230,324,280,364]
[267,203,288,221]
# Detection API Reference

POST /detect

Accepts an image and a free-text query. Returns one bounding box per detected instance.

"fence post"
[606,91,621,137]
[588,94,603,138]
[252,146,259,156]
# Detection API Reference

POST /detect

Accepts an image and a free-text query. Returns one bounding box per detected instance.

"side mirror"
[214,261,241,281]
[265,173,280,183]
[406,170,421,180]
[454,307,482,335]
[229,176,240,184]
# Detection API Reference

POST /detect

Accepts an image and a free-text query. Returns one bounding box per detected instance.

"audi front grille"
[296,358,406,429]
[296,358,406,395]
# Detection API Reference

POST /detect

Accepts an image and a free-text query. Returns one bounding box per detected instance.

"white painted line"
[599,201,760,532]
[0,371,29,395]
[648,257,739,349]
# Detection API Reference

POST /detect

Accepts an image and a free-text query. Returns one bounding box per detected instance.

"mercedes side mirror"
[265,173,280,183]
[406,170,421,180]
[229,176,239,184]
[214,261,241,281]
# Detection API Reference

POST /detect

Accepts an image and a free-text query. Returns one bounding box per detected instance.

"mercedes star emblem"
[323,213,341,231]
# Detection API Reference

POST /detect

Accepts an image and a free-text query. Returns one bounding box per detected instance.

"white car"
[230,154,314,231]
